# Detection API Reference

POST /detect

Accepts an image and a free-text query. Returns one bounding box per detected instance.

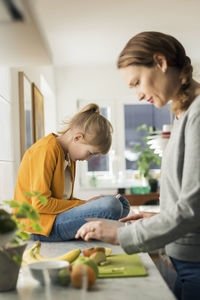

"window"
[124,104,171,170]
[78,98,173,188]
[87,107,110,172]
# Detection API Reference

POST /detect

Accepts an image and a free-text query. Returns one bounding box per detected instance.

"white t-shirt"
[63,155,72,200]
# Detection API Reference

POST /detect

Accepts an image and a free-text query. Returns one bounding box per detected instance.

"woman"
[14,103,130,242]
[76,32,200,300]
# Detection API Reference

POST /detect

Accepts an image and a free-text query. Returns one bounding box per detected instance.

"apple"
[71,265,96,289]
[82,248,95,257]
[73,256,98,277]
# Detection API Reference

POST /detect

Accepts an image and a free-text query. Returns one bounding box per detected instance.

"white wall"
[0,68,15,205]
[0,14,51,66]
[55,64,132,122]
[55,64,133,199]
[0,66,57,206]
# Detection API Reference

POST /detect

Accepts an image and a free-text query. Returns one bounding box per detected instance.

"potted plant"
[133,124,161,192]
[148,178,159,193]
[0,192,47,292]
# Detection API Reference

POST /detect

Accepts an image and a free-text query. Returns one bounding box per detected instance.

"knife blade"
[85,217,126,227]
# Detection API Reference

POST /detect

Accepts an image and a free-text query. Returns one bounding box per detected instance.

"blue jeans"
[170,257,200,300]
[31,195,130,242]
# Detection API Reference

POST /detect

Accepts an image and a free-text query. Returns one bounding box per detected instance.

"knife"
[85,217,127,228]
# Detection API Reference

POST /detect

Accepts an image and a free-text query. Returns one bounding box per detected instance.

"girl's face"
[68,135,99,162]
[120,59,175,108]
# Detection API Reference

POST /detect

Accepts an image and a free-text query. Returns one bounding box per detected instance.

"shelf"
[122,193,160,206]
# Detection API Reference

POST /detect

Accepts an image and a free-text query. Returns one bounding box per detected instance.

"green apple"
[58,268,71,286]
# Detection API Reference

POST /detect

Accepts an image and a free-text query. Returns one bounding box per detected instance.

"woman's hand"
[75,221,119,245]
[120,212,158,223]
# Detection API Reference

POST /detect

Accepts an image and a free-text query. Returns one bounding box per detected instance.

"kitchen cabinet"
[122,193,160,206]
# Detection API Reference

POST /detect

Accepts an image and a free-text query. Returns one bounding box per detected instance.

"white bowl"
[29,260,69,285]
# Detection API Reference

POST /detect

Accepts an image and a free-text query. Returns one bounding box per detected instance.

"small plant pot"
[0,230,17,247]
[0,243,27,292]
[149,180,158,193]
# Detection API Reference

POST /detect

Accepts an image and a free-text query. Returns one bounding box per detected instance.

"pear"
[89,251,107,265]
[93,246,106,253]
[82,246,112,257]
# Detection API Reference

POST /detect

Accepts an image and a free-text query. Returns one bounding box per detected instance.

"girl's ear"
[73,132,84,143]
[153,54,168,73]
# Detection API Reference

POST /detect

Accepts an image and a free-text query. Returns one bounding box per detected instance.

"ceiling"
[26,0,200,66]
[1,0,200,67]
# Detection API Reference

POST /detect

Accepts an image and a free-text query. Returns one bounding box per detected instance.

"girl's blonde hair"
[117,31,194,114]
[59,103,113,154]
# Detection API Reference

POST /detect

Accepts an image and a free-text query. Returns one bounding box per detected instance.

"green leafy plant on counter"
[1,191,47,245]
[0,191,47,292]
[133,124,161,184]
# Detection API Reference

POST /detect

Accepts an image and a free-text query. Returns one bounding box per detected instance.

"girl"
[76,32,200,300]
[14,103,130,242]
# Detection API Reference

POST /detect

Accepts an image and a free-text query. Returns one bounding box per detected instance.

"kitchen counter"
[0,240,176,300]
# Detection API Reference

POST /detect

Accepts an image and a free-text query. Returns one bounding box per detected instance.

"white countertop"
[0,240,176,300]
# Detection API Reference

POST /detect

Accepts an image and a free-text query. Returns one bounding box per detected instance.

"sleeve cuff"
[117,223,145,254]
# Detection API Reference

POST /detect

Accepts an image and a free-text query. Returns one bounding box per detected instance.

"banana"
[23,241,81,266]
[23,241,41,266]
[105,247,112,256]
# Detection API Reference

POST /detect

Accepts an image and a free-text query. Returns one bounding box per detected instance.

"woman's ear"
[73,132,84,143]
[153,54,168,73]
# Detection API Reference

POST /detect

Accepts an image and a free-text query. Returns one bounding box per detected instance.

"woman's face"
[120,62,174,108]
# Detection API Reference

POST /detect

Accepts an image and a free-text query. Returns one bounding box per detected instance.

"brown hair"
[59,103,113,154]
[117,31,194,114]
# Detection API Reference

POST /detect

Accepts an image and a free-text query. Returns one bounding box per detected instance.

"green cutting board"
[98,254,147,278]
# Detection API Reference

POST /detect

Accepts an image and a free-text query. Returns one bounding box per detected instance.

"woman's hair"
[59,103,113,154]
[117,31,194,114]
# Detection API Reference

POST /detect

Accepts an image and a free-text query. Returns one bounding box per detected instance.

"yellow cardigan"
[14,133,84,236]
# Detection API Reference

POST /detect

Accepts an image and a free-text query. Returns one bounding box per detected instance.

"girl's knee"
[98,195,123,219]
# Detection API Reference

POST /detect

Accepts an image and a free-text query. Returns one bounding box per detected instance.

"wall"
[0,68,15,206]
[0,66,57,206]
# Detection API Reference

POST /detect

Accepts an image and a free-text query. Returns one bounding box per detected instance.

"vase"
[149,181,158,193]
[0,242,27,292]
[89,173,98,187]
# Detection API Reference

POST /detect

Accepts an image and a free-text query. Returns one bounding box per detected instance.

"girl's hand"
[75,221,119,245]
[120,212,158,223]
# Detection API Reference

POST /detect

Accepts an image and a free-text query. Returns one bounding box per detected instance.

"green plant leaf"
[38,196,48,205]
[133,144,141,151]
[17,202,40,221]
[12,254,22,265]
[16,231,30,240]
[33,191,41,196]
[133,124,161,178]
[137,124,148,131]
[24,191,35,197]
[4,200,20,208]
[16,222,26,230]
[31,222,42,232]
